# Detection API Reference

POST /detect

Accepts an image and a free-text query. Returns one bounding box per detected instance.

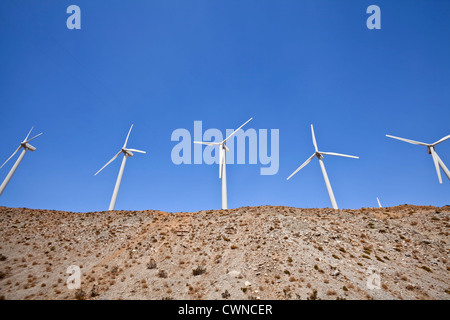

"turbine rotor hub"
[122,148,133,157]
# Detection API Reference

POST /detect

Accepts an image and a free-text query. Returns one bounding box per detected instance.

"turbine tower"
[194,118,253,210]
[386,134,450,184]
[287,124,359,209]
[377,197,382,208]
[0,127,43,197]
[95,124,146,211]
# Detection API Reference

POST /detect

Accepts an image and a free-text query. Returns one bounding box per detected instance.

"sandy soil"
[0,204,449,300]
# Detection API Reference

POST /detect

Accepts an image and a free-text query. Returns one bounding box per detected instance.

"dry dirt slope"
[0,205,449,300]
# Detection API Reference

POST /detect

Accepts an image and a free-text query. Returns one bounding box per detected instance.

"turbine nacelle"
[23,143,36,152]
[122,148,134,157]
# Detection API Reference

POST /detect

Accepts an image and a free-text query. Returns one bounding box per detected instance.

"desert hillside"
[0,205,449,300]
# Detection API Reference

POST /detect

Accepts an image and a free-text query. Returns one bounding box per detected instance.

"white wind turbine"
[95,124,146,211]
[0,127,43,197]
[194,117,253,210]
[386,133,450,184]
[287,124,359,210]
[377,197,382,208]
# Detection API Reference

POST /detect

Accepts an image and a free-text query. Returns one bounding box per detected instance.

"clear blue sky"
[0,0,449,212]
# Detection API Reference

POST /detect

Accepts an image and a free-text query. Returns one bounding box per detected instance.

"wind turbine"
[194,117,253,210]
[95,124,146,211]
[0,127,43,197]
[377,197,382,208]
[386,134,450,184]
[287,124,359,210]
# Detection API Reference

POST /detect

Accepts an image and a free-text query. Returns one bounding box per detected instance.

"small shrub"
[192,266,206,276]
[158,270,168,278]
[147,258,157,269]
[326,290,337,296]
[421,266,432,273]
[74,289,86,300]
[307,289,319,300]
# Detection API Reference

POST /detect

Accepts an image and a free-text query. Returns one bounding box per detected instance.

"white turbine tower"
[377,197,382,208]
[386,134,450,184]
[194,117,253,210]
[287,124,359,210]
[0,127,43,197]
[95,124,146,211]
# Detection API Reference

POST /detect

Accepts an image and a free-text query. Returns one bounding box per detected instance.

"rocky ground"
[0,204,449,300]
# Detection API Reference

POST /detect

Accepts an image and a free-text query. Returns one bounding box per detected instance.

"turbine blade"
[123,124,133,148]
[432,135,450,146]
[434,152,450,180]
[223,118,253,143]
[386,135,428,146]
[320,151,359,159]
[25,132,43,144]
[430,149,442,184]
[377,197,382,208]
[287,153,316,180]
[124,148,146,154]
[0,146,22,170]
[193,141,220,146]
[94,150,122,176]
[311,124,318,152]
[23,127,33,142]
